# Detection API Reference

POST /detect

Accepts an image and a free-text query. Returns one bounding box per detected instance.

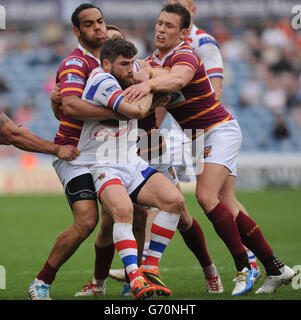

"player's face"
[75,8,107,49]
[111,56,135,89]
[155,11,186,54]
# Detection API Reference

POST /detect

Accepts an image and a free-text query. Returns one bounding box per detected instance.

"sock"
[179,218,212,268]
[236,211,274,264]
[37,261,58,285]
[262,254,284,276]
[142,242,150,264]
[94,243,115,281]
[244,246,257,266]
[113,223,140,285]
[143,211,180,270]
[207,202,247,266]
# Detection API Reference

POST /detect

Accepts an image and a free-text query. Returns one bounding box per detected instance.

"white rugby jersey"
[70,67,139,167]
[186,25,223,79]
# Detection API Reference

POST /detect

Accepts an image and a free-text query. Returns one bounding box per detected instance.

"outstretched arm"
[0,112,79,161]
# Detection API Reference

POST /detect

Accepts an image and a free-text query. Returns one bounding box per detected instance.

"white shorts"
[53,157,92,190]
[160,114,242,178]
[203,119,242,176]
[159,113,197,182]
[150,163,179,186]
[90,158,157,202]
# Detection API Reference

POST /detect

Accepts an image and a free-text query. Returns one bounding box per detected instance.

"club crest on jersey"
[98,173,106,181]
[203,145,212,158]
[168,166,176,179]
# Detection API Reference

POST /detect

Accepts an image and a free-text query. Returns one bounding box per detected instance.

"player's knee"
[162,192,186,215]
[177,211,193,232]
[218,188,233,204]
[111,204,133,223]
[74,216,98,239]
[196,189,217,213]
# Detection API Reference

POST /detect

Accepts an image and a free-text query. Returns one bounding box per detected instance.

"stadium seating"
[0,48,300,154]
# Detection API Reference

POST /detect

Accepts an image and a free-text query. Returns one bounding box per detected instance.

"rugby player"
[0,111,79,160]
[163,0,259,272]
[28,3,124,300]
[75,25,223,297]
[68,37,187,299]
[122,4,295,295]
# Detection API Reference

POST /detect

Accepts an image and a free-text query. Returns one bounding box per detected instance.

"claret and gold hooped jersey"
[53,44,100,147]
[145,41,232,139]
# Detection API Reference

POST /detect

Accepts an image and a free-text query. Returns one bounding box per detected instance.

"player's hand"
[50,84,61,120]
[0,136,10,145]
[122,81,151,103]
[51,83,61,105]
[56,145,80,161]
[133,69,149,84]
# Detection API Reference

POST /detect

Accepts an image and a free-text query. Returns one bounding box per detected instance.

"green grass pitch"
[0,188,300,301]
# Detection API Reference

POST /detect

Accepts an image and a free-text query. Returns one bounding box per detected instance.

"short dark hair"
[100,38,137,63]
[161,4,191,30]
[71,3,103,29]
[106,25,126,40]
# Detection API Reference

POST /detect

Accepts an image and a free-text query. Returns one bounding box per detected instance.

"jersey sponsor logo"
[102,85,119,97]
[65,58,83,67]
[176,49,193,54]
[65,73,84,85]
[203,145,212,158]
[89,121,133,140]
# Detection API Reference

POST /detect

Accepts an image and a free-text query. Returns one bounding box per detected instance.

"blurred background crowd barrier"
[0,0,300,193]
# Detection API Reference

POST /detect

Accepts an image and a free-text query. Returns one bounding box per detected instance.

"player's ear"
[180,27,189,41]
[101,58,112,73]
[73,26,80,38]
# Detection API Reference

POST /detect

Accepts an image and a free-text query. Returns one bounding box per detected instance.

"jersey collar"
[152,41,185,66]
[77,43,100,64]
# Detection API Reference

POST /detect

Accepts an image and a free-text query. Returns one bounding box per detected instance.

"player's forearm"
[119,93,153,120]
[62,96,121,121]
[210,77,223,101]
[149,72,187,93]
[12,128,57,154]
[4,124,58,155]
